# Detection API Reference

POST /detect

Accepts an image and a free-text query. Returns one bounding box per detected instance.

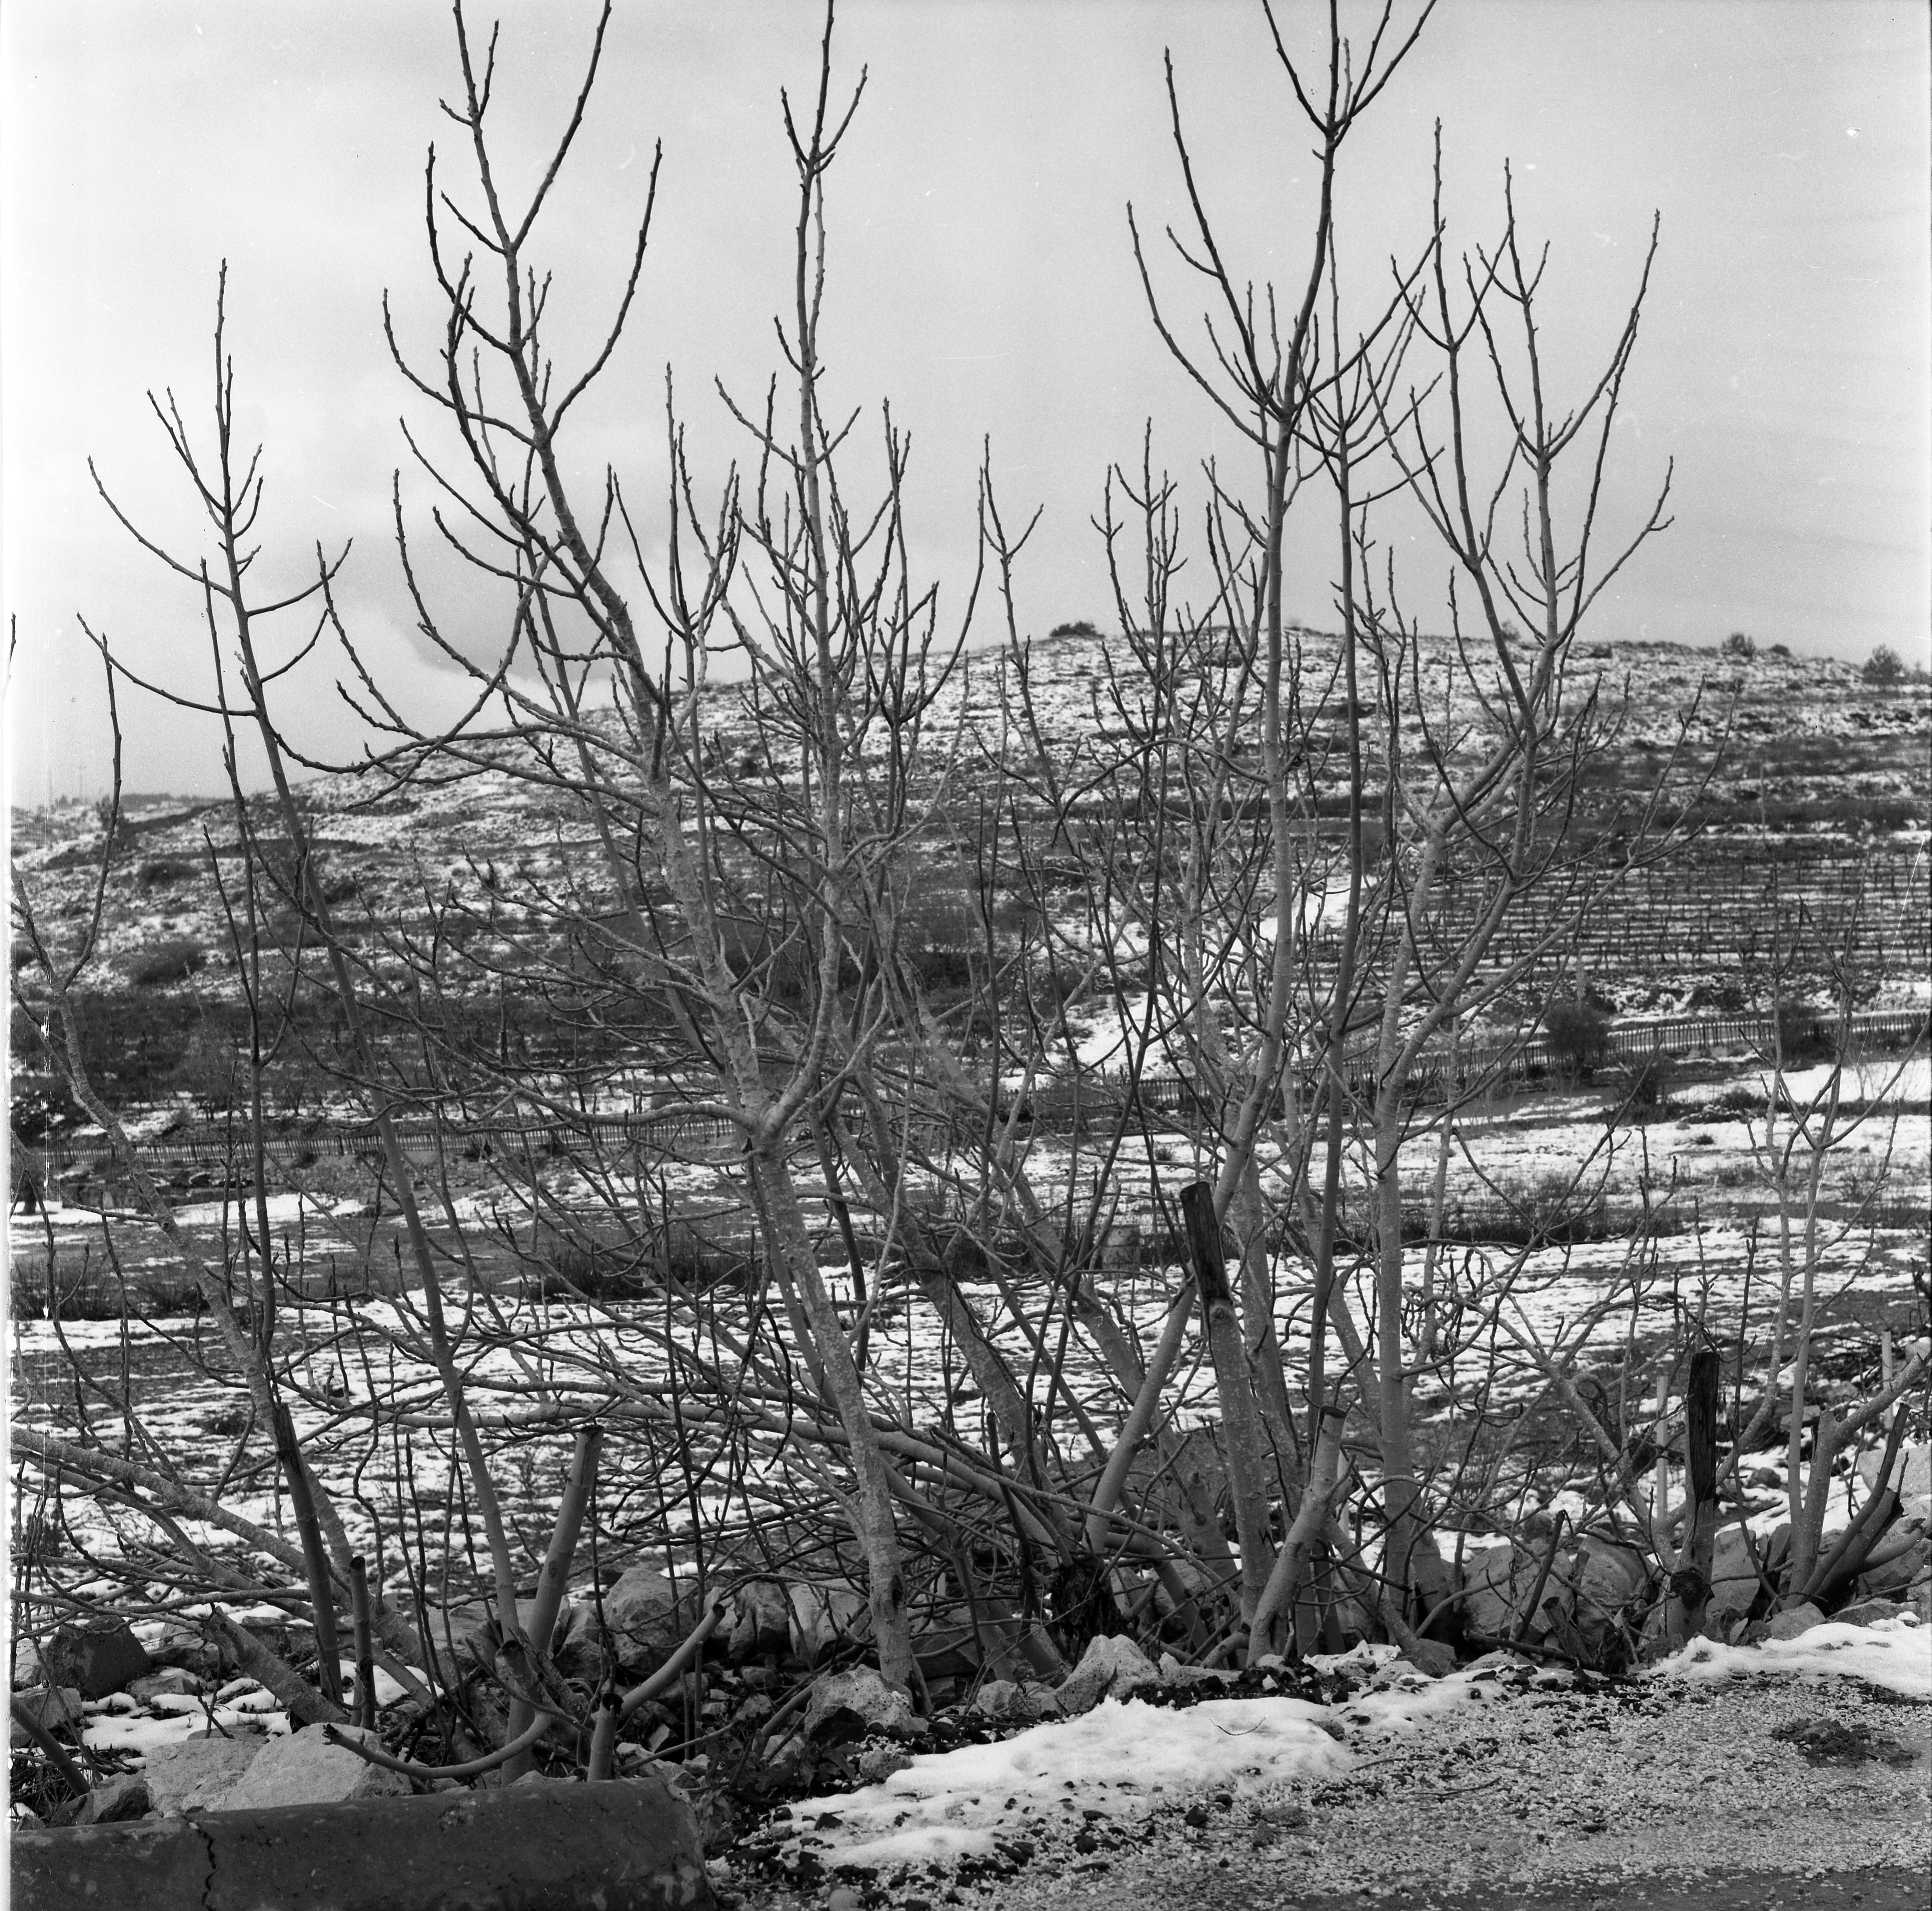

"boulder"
[1156,1652,1236,1691]
[1832,1597,1905,1628]
[142,1735,266,1815]
[11,1685,84,1748]
[65,1775,152,1826]
[44,1618,152,1700]
[726,1579,791,1663]
[787,1581,867,1669]
[1395,1640,1457,1680]
[1858,1441,1931,1517]
[1707,1522,1781,1629]
[971,1679,1040,1721]
[1761,1600,1827,1641]
[130,1669,205,1704]
[1461,1542,1536,1640]
[1854,1522,1930,1599]
[1054,1632,1159,1715]
[598,1567,698,1670]
[1570,1534,1648,1648]
[220,1725,410,1809]
[802,1666,916,1742]
[145,1620,223,1681]
[14,1637,46,1688]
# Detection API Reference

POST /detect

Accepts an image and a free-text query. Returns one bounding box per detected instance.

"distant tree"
[1861,644,1906,685]
[1048,619,1100,640]
[1721,630,1755,660]
[1767,642,1790,657]
[1544,998,1613,1078]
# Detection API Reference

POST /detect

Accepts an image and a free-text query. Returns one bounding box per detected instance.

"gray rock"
[146,1620,223,1681]
[597,1566,697,1670]
[142,1734,265,1815]
[129,1668,204,1703]
[1762,1600,1827,1640]
[1571,1534,1649,1649]
[1156,1652,1236,1690]
[1833,1597,1905,1628]
[1054,1632,1159,1715]
[727,1579,791,1663]
[9,1684,83,1746]
[1397,1640,1457,1680]
[1462,1541,1537,1640]
[803,1666,916,1741]
[220,1724,409,1809]
[1707,1522,1782,1629]
[1855,1523,1930,1599]
[1857,1441,1930,1512]
[13,1638,46,1689]
[972,1679,1038,1720]
[788,1581,866,1669]
[74,1775,152,1825]
[45,1618,152,1700]
[856,1743,914,1783]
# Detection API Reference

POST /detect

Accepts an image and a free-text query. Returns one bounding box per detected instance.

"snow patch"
[1652,1615,1931,1700]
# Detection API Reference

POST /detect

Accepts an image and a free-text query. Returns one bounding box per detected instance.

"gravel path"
[720,1669,1931,1911]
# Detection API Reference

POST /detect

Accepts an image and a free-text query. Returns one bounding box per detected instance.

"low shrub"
[1861,644,1906,685]
[129,938,208,988]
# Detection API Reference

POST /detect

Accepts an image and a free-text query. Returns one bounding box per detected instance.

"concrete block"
[11,1775,713,1911]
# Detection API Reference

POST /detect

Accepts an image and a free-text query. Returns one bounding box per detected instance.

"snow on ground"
[1652,1615,1932,1700]
[784,1619,1931,1874]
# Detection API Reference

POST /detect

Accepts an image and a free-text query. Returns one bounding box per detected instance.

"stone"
[14,1637,46,1688]
[1706,1522,1781,1629]
[10,1776,711,1911]
[727,1579,791,1663]
[1832,1597,1905,1628]
[44,1618,152,1700]
[1855,1523,1930,1599]
[1762,1600,1827,1640]
[856,1743,913,1783]
[1461,1541,1535,1640]
[1857,1441,1930,1513]
[1156,1652,1236,1690]
[74,1775,152,1825]
[787,1581,867,1669]
[1054,1632,1159,1715]
[802,1666,916,1742]
[145,1620,223,1681]
[219,1724,410,1809]
[599,1566,698,1670]
[10,1685,84,1746]
[141,1734,265,1815]
[972,1679,1037,1720]
[129,1668,204,1704]
[1571,1535,1649,1642]
[1395,1639,1457,1680]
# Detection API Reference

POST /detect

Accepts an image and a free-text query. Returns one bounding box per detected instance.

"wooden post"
[349,1555,378,1730]
[1674,1347,1721,1641]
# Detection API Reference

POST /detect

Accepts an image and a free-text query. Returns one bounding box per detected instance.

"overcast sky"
[4,0,1927,803]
